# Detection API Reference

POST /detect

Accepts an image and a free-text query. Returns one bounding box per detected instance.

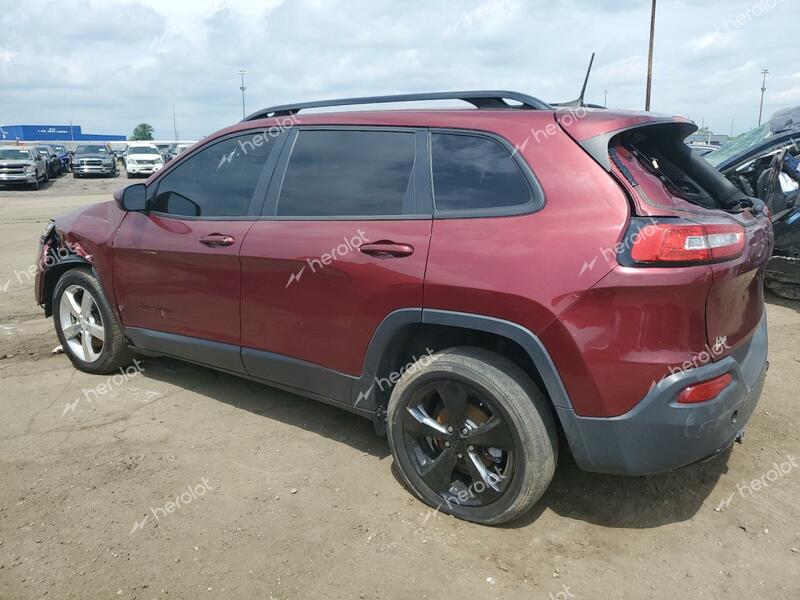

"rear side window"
[152,133,273,217]
[431,133,532,212]
[276,130,415,217]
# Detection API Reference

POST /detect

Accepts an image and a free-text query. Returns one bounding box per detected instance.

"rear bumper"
[557,311,768,475]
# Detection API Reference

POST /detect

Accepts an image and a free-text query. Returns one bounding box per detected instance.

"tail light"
[625,218,745,265]
[676,373,733,404]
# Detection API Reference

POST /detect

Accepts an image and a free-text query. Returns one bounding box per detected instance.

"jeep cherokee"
[34,91,772,525]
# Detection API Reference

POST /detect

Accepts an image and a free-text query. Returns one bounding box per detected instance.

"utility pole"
[238,69,247,119]
[603,89,608,108]
[645,0,657,111]
[172,104,178,141]
[730,118,734,138]
[758,69,769,126]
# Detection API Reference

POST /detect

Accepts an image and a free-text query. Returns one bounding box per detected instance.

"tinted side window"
[153,133,273,217]
[431,133,532,212]
[276,130,415,217]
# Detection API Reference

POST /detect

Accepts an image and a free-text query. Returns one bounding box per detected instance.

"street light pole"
[645,0,657,111]
[758,69,769,126]
[172,104,178,141]
[603,89,608,108]
[238,69,247,119]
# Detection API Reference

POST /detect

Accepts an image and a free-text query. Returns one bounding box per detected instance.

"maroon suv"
[35,91,772,525]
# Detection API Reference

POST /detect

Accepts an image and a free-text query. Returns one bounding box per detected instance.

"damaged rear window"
[607,125,757,215]
[610,139,718,211]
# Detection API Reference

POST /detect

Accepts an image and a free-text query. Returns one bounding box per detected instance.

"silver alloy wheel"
[59,284,105,362]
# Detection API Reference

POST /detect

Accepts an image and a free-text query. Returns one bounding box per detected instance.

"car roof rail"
[242,90,552,121]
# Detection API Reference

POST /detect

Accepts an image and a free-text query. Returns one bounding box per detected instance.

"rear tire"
[386,347,558,526]
[52,267,133,374]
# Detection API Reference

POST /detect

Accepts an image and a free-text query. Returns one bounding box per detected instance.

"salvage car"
[35,144,62,179]
[0,146,48,189]
[125,142,164,178]
[175,143,194,156]
[109,143,128,165]
[707,106,800,299]
[34,91,772,525]
[154,143,173,162]
[52,144,72,173]
[72,143,117,178]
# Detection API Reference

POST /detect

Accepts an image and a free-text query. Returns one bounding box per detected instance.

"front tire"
[386,347,558,526]
[52,268,133,374]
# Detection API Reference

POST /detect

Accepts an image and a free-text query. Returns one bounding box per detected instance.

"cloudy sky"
[1,0,798,140]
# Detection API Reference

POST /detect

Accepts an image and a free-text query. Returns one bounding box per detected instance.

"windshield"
[36,146,51,153]
[128,147,160,155]
[53,145,66,153]
[76,145,108,154]
[0,148,31,160]
[706,123,773,167]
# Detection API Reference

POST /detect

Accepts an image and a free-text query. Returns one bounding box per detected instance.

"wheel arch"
[41,257,94,317]
[355,309,575,432]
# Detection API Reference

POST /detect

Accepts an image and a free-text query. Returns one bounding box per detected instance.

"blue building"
[0,124,125,142]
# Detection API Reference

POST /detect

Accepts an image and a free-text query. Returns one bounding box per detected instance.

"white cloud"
[772,87,800,104]
[689,30,741,54]
[0,0,799,138]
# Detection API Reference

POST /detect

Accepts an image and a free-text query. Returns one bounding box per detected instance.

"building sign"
[34,126,72,136]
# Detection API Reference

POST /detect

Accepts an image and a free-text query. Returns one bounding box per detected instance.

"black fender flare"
[352,308,575,417]
[41,256,94,317]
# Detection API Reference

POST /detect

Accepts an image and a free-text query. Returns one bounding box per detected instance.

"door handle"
[359,241,414,258]
[199,233,235,247]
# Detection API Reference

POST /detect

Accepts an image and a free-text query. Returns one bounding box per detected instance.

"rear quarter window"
[431,132,535,215]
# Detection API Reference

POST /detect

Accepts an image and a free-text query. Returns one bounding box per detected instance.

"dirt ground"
[1,174,799,600]
[0,168,130,199]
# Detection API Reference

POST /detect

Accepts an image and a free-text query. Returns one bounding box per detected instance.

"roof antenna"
[577,52,595,107]
[556,52,598,108]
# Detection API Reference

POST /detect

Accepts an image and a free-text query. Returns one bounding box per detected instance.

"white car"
[125,143,164,178]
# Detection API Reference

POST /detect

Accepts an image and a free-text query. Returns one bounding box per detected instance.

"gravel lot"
[1,174,799,599]
[0,167,129,199]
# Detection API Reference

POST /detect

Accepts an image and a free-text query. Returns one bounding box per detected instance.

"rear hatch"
[557,110,774,356]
